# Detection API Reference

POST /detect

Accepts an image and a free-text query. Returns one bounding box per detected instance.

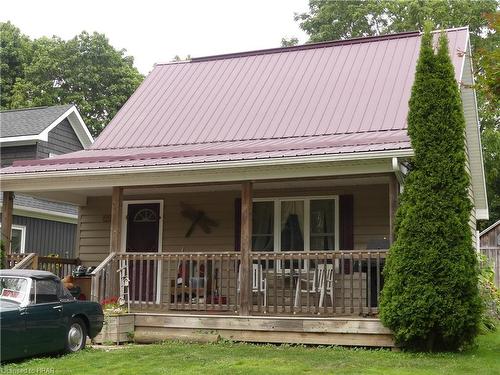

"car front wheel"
[65,318,87,353]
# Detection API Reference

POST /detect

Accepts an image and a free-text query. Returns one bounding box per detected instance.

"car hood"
[0,299,21,312]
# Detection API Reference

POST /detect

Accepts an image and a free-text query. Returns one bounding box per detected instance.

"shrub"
[478,254,500,332]
[379,26,482,351]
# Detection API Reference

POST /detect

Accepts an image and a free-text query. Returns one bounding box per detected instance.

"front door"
[125,202,162,302]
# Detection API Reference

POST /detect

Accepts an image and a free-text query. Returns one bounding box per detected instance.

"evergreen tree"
[379,27,482,351]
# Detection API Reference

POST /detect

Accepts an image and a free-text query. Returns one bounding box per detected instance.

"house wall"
[37,118,84,157]
[0,119,83,166]
[77,184,390,267]
[77,197,112,265]
[0,144,37,167]
[0,213,76,257]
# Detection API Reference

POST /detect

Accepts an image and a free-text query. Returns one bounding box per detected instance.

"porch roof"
[1,28,467,176]
[3,130,410,173]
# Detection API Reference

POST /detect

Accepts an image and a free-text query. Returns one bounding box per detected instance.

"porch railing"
[6,253,81,279]
[90,250,387,316]
[35,256,81,279]
[9,253,36,269]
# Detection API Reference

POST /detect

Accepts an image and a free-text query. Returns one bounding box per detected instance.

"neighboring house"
[480,219,500,288]
[0,105,93,256]
[480,220,500,249]
[0,28,488,347]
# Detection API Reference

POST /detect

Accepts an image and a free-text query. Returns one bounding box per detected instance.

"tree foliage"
[1,23,143,136]
[0,22,32,110]
[296,0,497,43]
[379,28,481,351]
[294,0,499,228]
[475,13,500,228]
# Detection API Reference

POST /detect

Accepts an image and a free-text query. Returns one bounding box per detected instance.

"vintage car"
[0,269,104,361]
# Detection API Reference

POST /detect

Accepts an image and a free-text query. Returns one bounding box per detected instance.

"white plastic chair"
[237,263,267,307]
[294,263,333,308]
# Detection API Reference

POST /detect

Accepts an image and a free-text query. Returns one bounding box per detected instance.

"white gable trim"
[0,106,93,147]
[462,40,489,220]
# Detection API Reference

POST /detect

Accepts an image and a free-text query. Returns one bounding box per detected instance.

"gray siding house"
[0,105,93,256]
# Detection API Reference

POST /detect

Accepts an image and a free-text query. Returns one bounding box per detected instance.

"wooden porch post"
[1,192,14,254]
[239,181,253,316]
[389,175,399,245]
[110,187,123,252]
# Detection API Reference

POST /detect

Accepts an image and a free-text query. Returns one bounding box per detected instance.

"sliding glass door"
[252,196,339,271]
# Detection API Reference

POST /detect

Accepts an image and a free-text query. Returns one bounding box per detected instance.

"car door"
[25,279,66,356]
[1,305,28,360]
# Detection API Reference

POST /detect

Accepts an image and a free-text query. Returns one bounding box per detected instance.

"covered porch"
[81,172,399,316]
[1,161,402,346]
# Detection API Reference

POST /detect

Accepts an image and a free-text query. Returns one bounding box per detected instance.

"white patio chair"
[294,263,334,308]
[237,263,267,307]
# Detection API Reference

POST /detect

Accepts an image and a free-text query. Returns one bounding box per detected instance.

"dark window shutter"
[339,195,354,250]
[234,198,241,251]
[339,195,354,274]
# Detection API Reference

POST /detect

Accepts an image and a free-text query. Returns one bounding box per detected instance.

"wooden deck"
[132,312,394,347]
[91,250,393,347]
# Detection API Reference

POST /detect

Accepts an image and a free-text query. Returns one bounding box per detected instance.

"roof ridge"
[156,31,421,65]
[0,104,73,114]
[155,27,468,66]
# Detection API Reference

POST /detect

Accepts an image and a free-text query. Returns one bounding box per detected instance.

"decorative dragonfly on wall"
[180,202,219,237]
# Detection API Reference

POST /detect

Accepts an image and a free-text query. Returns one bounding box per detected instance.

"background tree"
[1,23,143,136]
[292,0,499,228]
[281,37,299,47]
[379,28,481,351]
[475,13,500,226]
[0,22,32,109]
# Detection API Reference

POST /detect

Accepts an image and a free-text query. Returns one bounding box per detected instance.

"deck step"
[132,313,395,347]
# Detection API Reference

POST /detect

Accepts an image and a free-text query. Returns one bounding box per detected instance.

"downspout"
[391,157,405,190]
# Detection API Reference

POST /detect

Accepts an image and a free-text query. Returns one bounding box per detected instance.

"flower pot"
[93,314,135,345]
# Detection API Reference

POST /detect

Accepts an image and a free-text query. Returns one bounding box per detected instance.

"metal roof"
[1,28,468,175]
[0,105,74,138]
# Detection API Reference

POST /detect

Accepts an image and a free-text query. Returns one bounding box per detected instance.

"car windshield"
[0,277,28,304]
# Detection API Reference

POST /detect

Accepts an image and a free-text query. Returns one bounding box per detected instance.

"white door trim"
[121,199,164,303]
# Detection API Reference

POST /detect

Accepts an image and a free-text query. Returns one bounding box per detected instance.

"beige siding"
[78,184,389,266]
[77,197,111,265]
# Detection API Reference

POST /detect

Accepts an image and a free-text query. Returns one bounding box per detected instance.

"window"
[252,202,274,251]
[252,196,339,253]
[0,277,28,304]
[0,224,26,253]
[310,199,336,251]
[30,279,59,304]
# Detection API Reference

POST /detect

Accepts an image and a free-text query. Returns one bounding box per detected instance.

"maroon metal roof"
[8,130,410,173]
[2,28,468,175]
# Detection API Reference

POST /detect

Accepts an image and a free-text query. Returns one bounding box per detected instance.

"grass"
[2,331,499,375]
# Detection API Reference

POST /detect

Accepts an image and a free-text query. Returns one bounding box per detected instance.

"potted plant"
[93,297,134,345]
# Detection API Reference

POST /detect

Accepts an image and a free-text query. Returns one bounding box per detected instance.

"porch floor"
[131,311,394,347]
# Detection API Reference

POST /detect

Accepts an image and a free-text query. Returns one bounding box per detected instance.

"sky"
[1,0,310,75]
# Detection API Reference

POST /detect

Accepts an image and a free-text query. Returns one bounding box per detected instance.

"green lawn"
[2,331,499,375]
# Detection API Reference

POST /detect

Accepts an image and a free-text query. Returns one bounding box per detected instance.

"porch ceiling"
[1,158,394,206]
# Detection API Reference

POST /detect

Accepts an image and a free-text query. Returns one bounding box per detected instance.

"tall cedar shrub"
[379,28,482,351]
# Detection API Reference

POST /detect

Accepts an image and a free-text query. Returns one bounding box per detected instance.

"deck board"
[132,312,394,347]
